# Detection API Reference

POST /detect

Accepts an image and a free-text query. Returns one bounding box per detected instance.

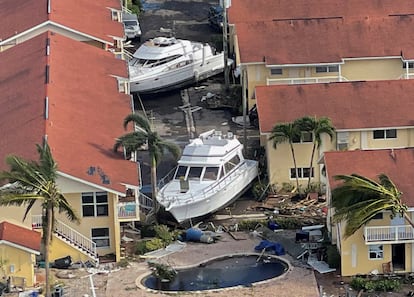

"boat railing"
[157,166,177,190]
[164,160,257,206]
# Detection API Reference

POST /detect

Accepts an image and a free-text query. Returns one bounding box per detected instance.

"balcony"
[267,76,349,85]
[117,194,139,220]
[364,225,414,244]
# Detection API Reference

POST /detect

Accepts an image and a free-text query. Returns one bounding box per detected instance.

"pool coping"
[135,252,292,294]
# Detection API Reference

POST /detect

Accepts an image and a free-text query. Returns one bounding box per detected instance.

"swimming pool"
[141,253,290,292]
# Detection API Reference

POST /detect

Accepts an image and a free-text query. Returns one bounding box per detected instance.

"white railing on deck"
[118,202,137,218]
[32,215,97,259]
[365,225,414,243]
[138,192,153,214]
[267,76,349,85]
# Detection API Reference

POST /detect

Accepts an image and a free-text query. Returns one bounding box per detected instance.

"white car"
[122,12,141,41]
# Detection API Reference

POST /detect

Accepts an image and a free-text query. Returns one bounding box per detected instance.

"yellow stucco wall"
[339,214,413,276]
[53,192,120,260]
[0,245,37,287]
[1,189,124,263]
[263,127,414,188]
[49,237,91,264]
[341,58,404,81]
[265,140,321,189]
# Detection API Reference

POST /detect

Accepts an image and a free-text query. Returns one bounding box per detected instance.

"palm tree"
[296,116,335,190]
[269,122,301,191]
[0,143,79,297]
[114,113,181,219]
[332,173,414,238]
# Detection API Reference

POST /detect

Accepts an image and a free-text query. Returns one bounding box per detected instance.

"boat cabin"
[173,154,242,182]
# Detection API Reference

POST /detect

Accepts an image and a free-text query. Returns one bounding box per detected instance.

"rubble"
[250,192,328,225]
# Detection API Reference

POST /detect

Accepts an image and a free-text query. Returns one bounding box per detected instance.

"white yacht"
[128,37,228,93]
[156,130,259,223]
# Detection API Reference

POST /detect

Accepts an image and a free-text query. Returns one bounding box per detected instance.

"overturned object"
[254,240,285,256]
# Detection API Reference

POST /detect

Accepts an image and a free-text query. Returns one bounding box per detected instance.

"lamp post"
[222,0,230,90]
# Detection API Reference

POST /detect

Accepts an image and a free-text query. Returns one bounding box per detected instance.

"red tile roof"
[0,31,139,193]
[256,80,414,134]
[0,0,123,43]
[228,0,414,24]
[324,148,414,206]
[0,221,41,252]
[235,16,414,64]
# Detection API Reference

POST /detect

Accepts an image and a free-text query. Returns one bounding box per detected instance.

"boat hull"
[129,54,227,94]
[159,160,258,223]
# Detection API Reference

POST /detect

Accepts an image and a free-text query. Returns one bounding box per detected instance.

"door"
[392,243,405,271]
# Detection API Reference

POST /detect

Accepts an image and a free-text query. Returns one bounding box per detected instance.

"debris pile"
[251,192,328,225]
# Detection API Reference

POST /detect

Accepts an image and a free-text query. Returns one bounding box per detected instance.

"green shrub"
[154,224,173,245]
[135,240,149,255]
[145,238,165,251]
[350,277,401,292]
[149,262,177,281]
[326,245,341,269]
[237,219,267,231]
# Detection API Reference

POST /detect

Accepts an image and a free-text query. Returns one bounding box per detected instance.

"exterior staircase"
[138,192,153,214]
[32,215,99,266]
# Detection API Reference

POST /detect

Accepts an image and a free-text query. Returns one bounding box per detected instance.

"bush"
[135,240,149,255]
[350,277,401,292]
[145,238,165,251]
[154,225,173,245]
[237,219,267,231]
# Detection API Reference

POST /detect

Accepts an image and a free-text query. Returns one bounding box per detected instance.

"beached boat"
[128,37,228,93]
[156,130,258,223]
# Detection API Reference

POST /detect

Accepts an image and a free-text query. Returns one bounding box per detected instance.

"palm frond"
[123,113,151,132]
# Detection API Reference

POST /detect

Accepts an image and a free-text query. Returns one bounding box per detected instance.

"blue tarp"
[254,240,285,256]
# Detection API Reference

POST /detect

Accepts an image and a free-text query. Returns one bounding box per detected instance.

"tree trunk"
[307,144,316,190]
[289,143,300,191]
[45,206,53,297]
[150,155,159,213]
[403,211,414,228]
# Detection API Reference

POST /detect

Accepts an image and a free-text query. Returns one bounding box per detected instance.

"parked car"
[122,12,142,41]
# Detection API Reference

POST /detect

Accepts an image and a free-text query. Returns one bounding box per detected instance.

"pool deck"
[105,231,320,297]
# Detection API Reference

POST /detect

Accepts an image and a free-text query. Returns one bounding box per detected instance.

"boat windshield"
[130,55,183,68]
[174,166,220,181]
[174,166,187,180]
[188,167,203,180]
[203,167,219,180]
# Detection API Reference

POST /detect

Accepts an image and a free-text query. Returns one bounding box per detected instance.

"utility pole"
[222,0,230,90]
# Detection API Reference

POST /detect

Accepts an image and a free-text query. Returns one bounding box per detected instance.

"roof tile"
[0,221,41,252]
[324,148,414,206]
[256,80,414,133]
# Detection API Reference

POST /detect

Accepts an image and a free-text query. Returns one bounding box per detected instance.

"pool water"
[143,254,289,291]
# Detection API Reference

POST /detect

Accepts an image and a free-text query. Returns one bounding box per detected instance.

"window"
[174,166,187,180]
[369,245,383,260]
[92,228,110,248]
[372,213,383,220]
[373,129,397,139]
[188,167,203,179]
[293,132,313,143]
[403,62,414,69]
[82,192,108,217]
[315,65,339,73]
[290,167,314,179]
[270,68,283,75]
[203,167,219,180]
[224,155,241,174]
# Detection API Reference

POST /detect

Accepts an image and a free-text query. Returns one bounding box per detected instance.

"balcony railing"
[364,225,414,244]
[117,202,138,219]
[32,215,98,262]
[267,76,349,85]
